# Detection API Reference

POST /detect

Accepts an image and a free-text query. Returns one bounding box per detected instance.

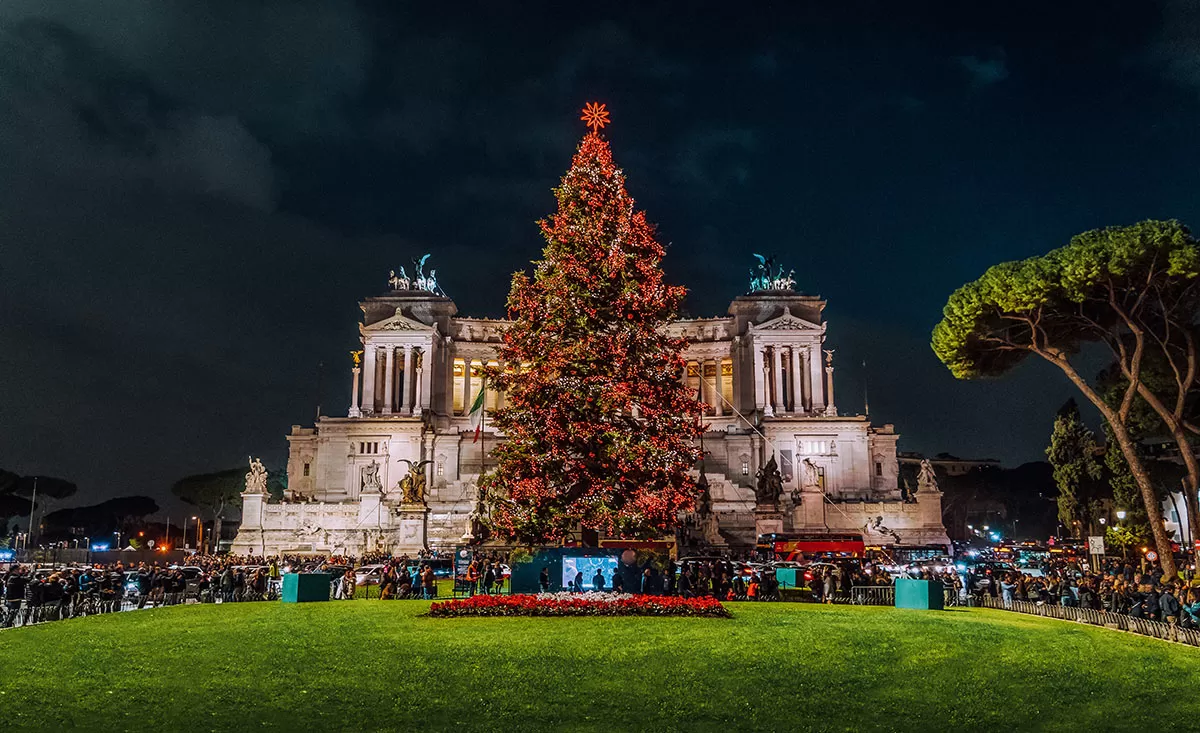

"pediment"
[361,308,438,334]
[749,307,824,333]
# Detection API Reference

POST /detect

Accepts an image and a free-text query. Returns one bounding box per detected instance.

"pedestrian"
[421,565,435,600]
[538,566,550,593]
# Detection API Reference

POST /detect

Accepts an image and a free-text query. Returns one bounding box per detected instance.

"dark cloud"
[955,54,1009,87]
[1149,0,1200,94]
[2,1,1199,515]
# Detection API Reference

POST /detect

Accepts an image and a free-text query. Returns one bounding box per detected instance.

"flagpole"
[480,379,487,473]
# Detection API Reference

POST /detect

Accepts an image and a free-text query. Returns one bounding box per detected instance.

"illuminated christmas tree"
[482,103,705,543]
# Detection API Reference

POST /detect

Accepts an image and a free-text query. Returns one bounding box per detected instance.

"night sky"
[5,1,1200,514]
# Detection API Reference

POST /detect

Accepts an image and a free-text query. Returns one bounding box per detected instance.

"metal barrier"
[976,596,1200,648]
[847,586,959,607]
[0,586,283,631]
[850,586,895,606]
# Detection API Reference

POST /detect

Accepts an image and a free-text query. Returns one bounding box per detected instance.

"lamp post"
[1116,510,1127,521]
[27,476,37,547]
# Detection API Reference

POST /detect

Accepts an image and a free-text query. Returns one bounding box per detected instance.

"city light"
[90,543,109,551]
[1116,510,1127,520]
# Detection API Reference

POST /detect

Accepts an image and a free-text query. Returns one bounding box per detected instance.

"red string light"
[481,119,704,543]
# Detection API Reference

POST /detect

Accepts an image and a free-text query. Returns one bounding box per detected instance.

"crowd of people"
[8,544,1200,635]
[975,558,1200,627]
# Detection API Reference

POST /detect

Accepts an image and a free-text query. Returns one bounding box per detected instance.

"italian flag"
[469,380,487,443]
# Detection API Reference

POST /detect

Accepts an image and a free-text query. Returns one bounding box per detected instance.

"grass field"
[2,601,1198,732]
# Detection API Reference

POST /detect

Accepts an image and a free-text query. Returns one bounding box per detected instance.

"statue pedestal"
[395,504,429,552]
[754,504,785,538]
[701,515,727,549]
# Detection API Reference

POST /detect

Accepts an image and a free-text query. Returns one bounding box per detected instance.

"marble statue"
[917,458,939,493]
[695,471,713,516]
[801,458,820,490]
[864,515,901,544]
[361,460,382,493]
[754,455,784,505]
[397,459,433,504]
[245,456,268,494]
[750,254,796,292]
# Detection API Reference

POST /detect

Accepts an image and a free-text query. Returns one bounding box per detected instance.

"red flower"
[428,594,731,619]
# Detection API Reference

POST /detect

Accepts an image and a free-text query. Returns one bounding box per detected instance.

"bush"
[429,592,731,618]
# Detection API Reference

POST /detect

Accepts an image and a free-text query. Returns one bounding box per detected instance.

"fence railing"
[975,596,1200,648]
[0,587,282,630]
[847,585,959,608]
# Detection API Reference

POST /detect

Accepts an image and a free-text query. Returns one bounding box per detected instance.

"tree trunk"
[1107,422,1178,577]
[1131,381,1200,549]
[1045,353,1177,576]
[1165,426,1200,547]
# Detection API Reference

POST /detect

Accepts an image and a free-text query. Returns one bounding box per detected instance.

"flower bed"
[428,592,731,618]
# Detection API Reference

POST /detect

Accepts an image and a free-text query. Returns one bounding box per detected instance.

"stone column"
[824,351,837,416]
[771,346,784,415]
[799,350,810,412]
[420,344,433,413]
[462,356,473,416]
[349,366,362,417]
[401,345,413,414]
[713,357,724,416]
[382,346,395,415]
[752,344,766,413]
[790,345,803,414]
[413,365,424,417]
[809,344,825,413]
[362,346,377,415]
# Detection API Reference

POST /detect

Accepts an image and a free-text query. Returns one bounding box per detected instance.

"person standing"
[592,568,605,593]
[482,563,495,596]
[421,565,436,600]
[539,566,550,593]
[466,561,479,596]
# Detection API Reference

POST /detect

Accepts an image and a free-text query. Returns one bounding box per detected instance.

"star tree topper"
[580,101,610,131]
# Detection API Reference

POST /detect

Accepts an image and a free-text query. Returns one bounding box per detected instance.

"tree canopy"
[1045,399,1105,535]
[43,496,160,535]
[933,220,1200,575]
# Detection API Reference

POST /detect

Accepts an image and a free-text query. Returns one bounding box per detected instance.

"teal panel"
[282,573,333,603]
[894,578,944,610]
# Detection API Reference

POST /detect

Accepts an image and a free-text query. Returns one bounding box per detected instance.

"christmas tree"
[482,103,705,543]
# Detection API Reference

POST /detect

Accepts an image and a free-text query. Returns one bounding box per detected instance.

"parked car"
[404,559,453,578]
[354,564,387,586]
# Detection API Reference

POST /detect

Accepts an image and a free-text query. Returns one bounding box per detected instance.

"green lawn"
[1,602,1198,732]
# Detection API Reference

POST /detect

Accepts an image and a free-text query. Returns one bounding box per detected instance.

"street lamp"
[1099,517,1107,526]
[1116,510,1127,521]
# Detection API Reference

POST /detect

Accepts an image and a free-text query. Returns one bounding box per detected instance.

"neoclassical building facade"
[232,266,950,556]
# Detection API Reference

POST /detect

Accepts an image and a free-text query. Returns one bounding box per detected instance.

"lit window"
[741,460,749,476]
[436,462,444,476]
